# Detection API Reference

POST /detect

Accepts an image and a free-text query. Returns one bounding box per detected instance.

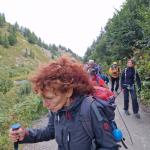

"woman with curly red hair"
[9,56,119,150]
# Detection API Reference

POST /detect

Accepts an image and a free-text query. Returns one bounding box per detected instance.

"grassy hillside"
[0,12,81,149]
[0,19,64,149]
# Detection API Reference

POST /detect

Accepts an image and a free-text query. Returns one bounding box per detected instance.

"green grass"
[0,21,77,149]
[0,25,51,149]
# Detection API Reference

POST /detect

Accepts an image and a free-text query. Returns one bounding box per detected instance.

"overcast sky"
[0,0,125,56]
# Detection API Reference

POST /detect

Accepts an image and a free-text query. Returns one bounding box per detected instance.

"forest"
[84,0,150,107]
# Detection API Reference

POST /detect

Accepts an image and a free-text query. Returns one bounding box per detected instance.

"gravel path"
[23,92,150,150]
[115,92,150,150]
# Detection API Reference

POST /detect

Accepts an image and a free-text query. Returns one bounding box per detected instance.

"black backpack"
[80,96,127,149]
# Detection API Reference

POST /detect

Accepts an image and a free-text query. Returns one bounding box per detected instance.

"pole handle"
[11,123,21,150]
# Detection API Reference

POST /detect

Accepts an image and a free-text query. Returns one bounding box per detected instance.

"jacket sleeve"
[90,107,120,150]
[19,112,55,143]
[136,71,141,90]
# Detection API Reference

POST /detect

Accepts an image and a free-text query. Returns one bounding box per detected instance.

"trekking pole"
[114,89,134,145]
[115,89,122,98]
[116,105,134,145]
[121,139,128,149]
[11,123,21,150]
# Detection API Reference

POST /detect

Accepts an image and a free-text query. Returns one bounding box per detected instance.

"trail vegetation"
[0,13,80,149]
[84,0,150,107]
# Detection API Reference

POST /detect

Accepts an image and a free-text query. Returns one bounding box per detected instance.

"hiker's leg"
[124,88,129,111]
[115,77,119,92]
[111,77,115,92]
[130,87,139,114]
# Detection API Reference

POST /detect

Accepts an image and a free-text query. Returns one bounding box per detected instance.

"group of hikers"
[9,55,141,150]
[85,59,141,119]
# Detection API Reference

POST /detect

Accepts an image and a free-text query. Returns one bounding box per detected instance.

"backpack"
[80,91,127,149]
[88,64,102,75]
[93,86,114,101]
[90,74,106,88]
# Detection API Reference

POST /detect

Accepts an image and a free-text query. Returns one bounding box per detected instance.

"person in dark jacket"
[121,59,141,119]
[9,56,119,150]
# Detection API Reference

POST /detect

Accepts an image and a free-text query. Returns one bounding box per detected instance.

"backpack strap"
[124,68,127,84]
[79,96,94,139]
[80,96,127,149]
[91,102,104,122]
[80,96,105,139]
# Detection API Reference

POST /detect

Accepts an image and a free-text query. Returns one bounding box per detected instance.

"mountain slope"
[0,13,80,149]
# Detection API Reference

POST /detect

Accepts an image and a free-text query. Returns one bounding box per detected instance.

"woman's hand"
[9,127,28,142]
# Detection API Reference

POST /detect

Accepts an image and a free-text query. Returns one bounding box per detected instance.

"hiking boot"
[124,110,131,116]
[134,113,140,119]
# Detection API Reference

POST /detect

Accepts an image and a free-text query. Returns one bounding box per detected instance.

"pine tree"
[3,34,9,48]
[0,13,6,27]
[37,37,42,47]
[27,32,37,44]
[52,44,58,51]
[0,31,3,45]
[8,33,17,46]
[2,13,6,23]
[14,22,19,32]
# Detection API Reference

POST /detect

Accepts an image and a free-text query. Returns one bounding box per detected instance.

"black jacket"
[20,96,119,150]
[121,67,141,89]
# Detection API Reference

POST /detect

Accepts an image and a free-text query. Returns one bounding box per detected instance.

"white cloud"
[0,0,125,56]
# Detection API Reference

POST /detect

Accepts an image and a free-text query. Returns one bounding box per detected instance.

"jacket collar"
[58,95,85,113]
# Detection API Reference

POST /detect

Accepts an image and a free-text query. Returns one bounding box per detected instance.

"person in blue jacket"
[9,56,119,150]
[121,59,141,119]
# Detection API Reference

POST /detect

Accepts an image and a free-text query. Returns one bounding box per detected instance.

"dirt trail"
[23,92,150,150]
[115,92,150,150]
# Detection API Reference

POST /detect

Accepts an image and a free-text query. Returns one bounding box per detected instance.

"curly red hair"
[29,55,94,97]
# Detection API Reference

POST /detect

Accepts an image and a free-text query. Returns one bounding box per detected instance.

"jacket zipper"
[67,132,70,150]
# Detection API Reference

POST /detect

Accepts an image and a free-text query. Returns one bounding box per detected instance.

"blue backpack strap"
[80,96,105,139]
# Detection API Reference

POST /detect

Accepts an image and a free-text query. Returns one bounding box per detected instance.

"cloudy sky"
[0,0,125,56]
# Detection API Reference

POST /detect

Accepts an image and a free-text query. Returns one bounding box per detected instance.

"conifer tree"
[3,34,9,48]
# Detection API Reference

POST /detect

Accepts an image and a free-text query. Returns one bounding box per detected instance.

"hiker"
[9,56,119,150]
[89,68,109,89]
[109,62,120,93]
[87,59,101,75]
[121,59,141,119]
[86,60,108,85]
